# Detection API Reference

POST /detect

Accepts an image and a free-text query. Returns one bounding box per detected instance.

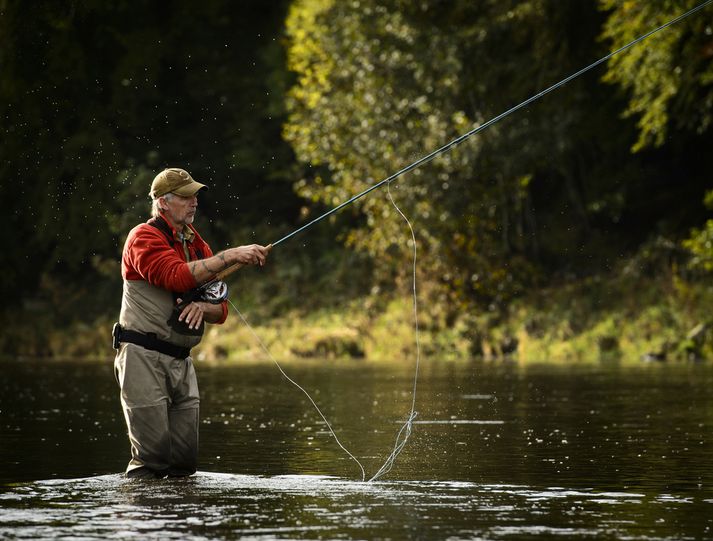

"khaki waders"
[115,280,204,478]
[115,344,199,478]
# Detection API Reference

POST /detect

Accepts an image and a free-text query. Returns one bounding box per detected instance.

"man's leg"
[166,357,200,476]
[115,344,172,478]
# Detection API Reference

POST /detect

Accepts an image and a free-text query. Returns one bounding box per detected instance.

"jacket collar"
[158,212,196,243]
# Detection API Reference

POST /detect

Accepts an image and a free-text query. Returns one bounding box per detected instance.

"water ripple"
[0,472,708,540]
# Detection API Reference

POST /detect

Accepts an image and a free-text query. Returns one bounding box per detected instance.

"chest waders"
[113,217,208,479]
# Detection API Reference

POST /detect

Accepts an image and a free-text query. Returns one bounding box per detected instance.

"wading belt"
[112,323,191,359]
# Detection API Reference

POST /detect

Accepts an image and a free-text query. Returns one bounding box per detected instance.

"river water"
[1,357,711,539]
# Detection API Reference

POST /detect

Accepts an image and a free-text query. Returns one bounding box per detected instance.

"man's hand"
[177,299,211,329]
[229,244,271,267]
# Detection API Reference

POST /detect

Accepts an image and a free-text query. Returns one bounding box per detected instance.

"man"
[113,167,270,478]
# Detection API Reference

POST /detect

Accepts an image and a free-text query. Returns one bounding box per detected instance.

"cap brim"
[172,181,208,197]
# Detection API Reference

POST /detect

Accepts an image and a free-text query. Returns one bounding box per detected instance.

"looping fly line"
[225,0,712,481]
[228,179,421,483]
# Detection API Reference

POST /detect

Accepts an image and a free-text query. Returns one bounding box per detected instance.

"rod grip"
[215,262,244,280]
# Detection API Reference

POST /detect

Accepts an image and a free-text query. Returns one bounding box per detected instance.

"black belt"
[113,323,191,359]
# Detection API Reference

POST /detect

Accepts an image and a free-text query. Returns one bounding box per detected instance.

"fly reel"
[200,280,229,304]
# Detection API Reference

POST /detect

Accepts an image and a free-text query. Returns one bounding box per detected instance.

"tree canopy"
[600,0,713,151]
[284,0,712,311]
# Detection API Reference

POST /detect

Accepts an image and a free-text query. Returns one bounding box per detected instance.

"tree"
[284,0,635,311]
[599,1,713,272]
[600,0,713,151]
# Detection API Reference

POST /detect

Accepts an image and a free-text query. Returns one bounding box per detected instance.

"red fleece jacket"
[122,216,228,324]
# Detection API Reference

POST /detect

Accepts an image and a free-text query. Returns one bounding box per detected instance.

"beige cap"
[150,168,208,199]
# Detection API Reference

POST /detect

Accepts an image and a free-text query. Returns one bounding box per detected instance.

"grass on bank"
[4,261,712,364]
[195,265,712,364]
[477,270,713,364]
[195,296,471,364]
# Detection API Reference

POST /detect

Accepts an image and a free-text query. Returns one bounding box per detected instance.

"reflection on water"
[1,358,712,539]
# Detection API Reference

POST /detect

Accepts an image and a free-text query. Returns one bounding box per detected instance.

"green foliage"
[3,1,713,360]
[599,0,713,151]
[284,0,642,312]
[483,264,713,363]
[683,190,713,272]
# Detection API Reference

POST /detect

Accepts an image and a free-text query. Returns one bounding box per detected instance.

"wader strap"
[147,216,205,259]
[113,323,191,359]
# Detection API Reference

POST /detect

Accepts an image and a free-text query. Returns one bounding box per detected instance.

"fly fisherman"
[113,167,270,478]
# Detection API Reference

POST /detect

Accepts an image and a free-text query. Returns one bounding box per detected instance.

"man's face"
[162,193,198,228]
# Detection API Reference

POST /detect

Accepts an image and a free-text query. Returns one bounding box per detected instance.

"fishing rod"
[188,0,712,306]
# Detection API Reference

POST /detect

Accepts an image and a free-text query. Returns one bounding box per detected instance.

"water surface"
[1,358,711,539]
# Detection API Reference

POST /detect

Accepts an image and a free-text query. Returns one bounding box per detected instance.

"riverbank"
[197,269,711,364]
[5,265,711,365]
[478,272,712,364]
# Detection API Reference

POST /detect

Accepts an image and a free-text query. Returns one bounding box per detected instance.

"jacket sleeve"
[124,226,197,292]
[215,300,229,325]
